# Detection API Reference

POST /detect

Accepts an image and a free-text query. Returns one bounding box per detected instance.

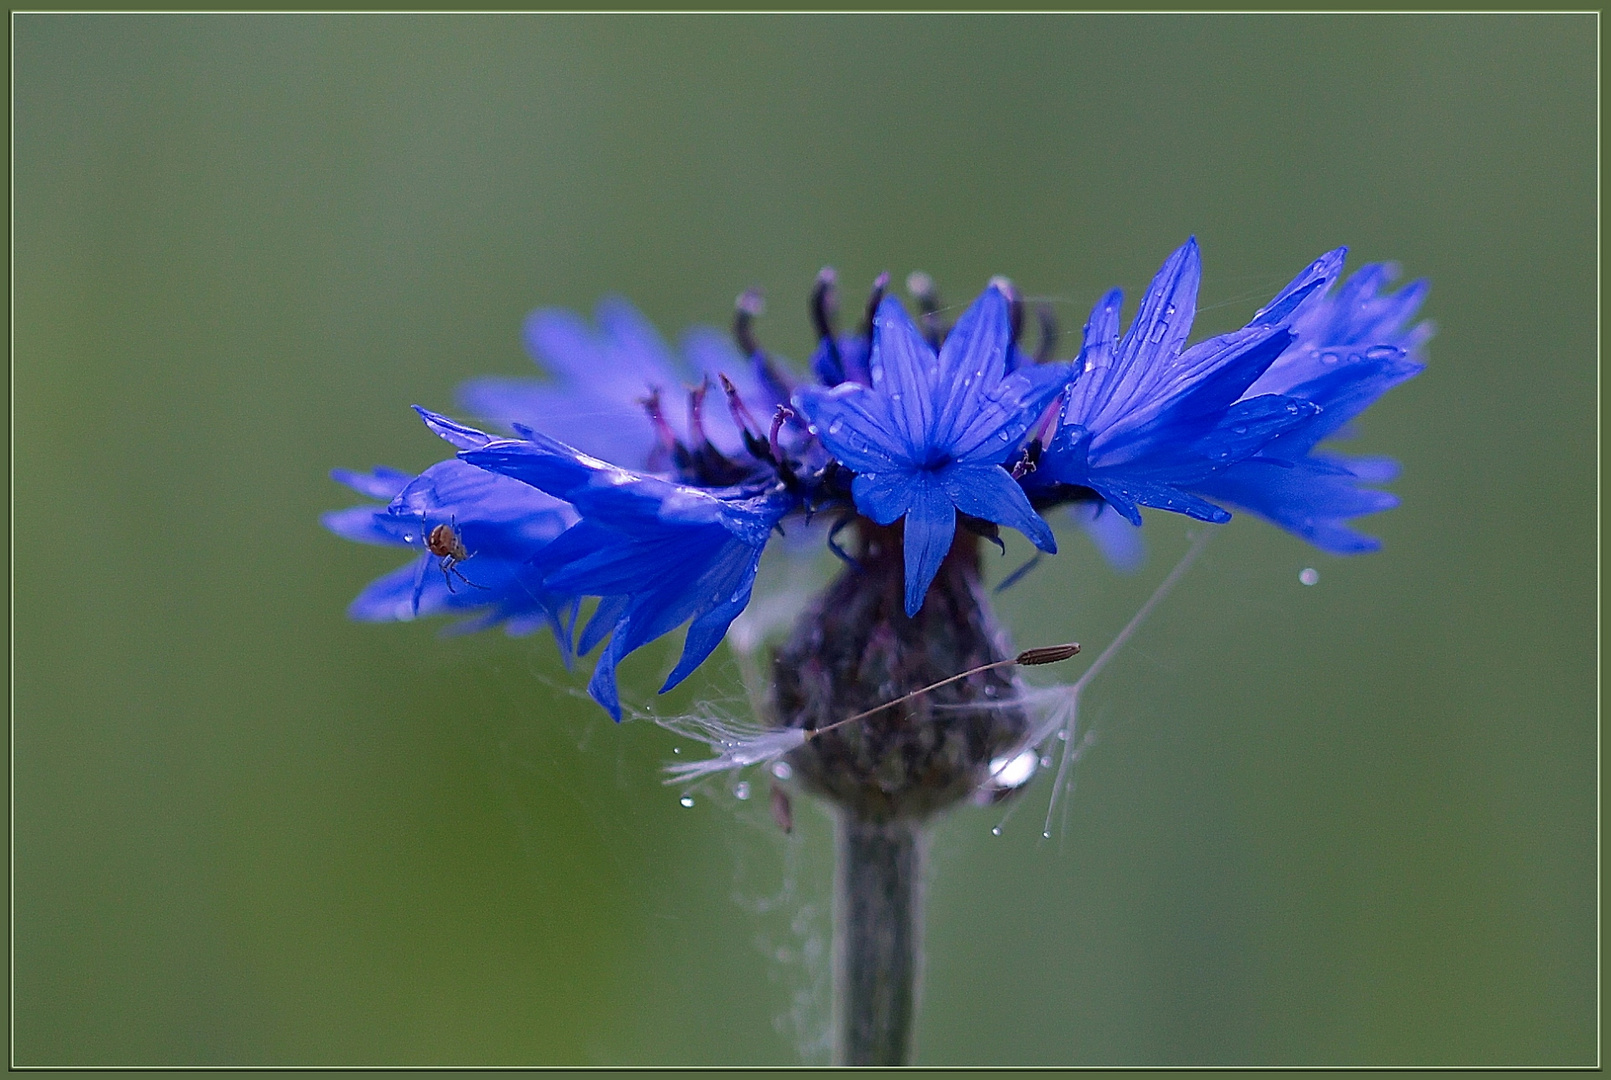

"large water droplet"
[1365,345,1398,359]
[1299,567,1319,586]
[771,761,793,780]
[1319,351,1341,366]
[679,795,695,808]
[991,826,1002,836]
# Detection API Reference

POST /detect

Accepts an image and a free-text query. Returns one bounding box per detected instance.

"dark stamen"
[640,387,680,455]
[810,267,841,363]
[907,271,944,349]
[733,288,766,358]
[718,372,761,436]
[768,405,795,464]
[686,376,713,448]
[1034,302,1059,364]
[861,271,890,346]
[1009,438,1044,480]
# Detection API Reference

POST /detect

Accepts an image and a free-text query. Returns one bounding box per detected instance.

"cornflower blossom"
[325,239,1426,1066]
[325,238,1426,726]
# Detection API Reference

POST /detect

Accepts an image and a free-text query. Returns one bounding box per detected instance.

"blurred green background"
[13,14,1595,1066]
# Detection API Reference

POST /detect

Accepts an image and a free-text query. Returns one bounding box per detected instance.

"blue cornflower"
[795,284,1071,615]
[454,423,794,720]
[1193,260,1429,552]
[326,249,1425,720]
[1026,239,1425,554]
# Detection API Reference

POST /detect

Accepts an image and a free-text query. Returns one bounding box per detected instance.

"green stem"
[836,814,924,1065]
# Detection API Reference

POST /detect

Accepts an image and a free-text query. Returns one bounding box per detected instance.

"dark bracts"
[773,522,1031,823]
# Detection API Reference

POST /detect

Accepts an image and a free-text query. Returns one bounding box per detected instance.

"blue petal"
[793,383,905,474]
[867,296,938,458]
[850,469,916,527]
[931,287,1012,450]
[948,362,1072,463]
[1250,247,1345,327]
[901,477,957,617]
[1071,501,1145,573]
[414,406,497,451]
[331,466,412,501]
[940,463,1056,554]
[321,506,397,546]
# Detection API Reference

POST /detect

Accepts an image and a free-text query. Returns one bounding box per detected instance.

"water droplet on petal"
[679,795,695,808]
[771,761,793,780]
[827,420,844,436]
[733,781,751,801]
[1319,350,1341,365]
[1299,567,1319,586]
[1149,322,1167,343]
[1365,345,1398,360]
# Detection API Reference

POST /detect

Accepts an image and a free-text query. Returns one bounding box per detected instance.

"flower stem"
[836,813,924,1065]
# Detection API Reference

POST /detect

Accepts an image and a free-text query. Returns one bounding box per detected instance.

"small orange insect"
[423,519,488,593]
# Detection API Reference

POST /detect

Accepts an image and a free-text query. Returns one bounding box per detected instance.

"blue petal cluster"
[795,286,1069,615]
[326,240,1427,718]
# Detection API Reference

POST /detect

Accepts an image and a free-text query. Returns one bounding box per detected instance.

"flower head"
[1026,239,1426,554]
[460,425,792,720]
[795,285,1070,615]
[325,243,1426,720]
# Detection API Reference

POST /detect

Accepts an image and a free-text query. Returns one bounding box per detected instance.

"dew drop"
[1057,729,1069,741]
[679,795,695,808]
[1042,830,1052,839]
[771,761,793,780]
[827,420,844,436]
[1039,755,1053,768]
[991,826,1002,836]
[997,430,1012,441]
[402,533,414,542]
[1149,322,1167,343]
[1299,567,1320,586]
[1232,425,1248,435]
[1365,345,1399,360]
[733,781,751,801]
[1319,350,1341,366]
